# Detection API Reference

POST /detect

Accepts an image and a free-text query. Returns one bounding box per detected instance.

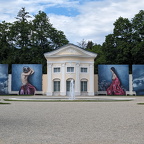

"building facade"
[44,43,97,96]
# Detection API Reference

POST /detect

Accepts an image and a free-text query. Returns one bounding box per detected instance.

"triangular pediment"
[44,43,97,58]
[54,47,84,56]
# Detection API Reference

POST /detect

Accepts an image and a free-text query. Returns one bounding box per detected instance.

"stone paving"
[0,96,144,144]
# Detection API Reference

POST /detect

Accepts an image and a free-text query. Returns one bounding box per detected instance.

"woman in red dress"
[107,67,126,95]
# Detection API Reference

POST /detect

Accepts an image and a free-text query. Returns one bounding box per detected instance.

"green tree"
[77,39,87,49]
[0,21,13,63]
[102,10,144,69]
[86,41,106,73]
[102,34,117,64]
[10,7,32,49]
[131,10,144,64]
[113,17,133,64]
[0,8,69,73]
[31,11,69,73]
[86,41,94,49]
[103,17,132,64]
[7,7,33,64]
[31,11,68,52]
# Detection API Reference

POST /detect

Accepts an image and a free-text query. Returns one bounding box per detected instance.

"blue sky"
[0,0,144,45]
[45,7,79,17]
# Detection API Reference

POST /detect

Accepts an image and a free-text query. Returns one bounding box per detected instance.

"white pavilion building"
[44,43,97,96]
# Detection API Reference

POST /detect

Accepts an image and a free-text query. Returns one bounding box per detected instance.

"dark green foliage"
[102,17,133,65]
[78,10,144,74]
[102,10,144,73]
[1,9,144,74]
[86,41,106,73]
[0,8,69,73]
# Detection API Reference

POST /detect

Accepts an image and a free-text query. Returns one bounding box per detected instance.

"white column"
[88,63,94,96]
[129,74,133,92]
[8,74,12,94]
[75,63,80,96]
[60,63,66,96]
[46,63,53,96]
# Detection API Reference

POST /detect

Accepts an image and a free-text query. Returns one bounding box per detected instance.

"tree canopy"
[0,7,69,73]
[1,8,144,74]
[102,10,144,72]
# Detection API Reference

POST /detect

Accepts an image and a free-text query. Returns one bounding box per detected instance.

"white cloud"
[49,0,144,44]
[0,0,144,44]
[0,73,7,79]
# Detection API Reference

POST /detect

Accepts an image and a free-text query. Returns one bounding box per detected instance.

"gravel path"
[0,96,144,144]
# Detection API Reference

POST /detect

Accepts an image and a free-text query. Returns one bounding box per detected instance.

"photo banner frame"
[0,64,8,95]
[132,65,144,95]
[98,64,129,95]
[12,64,42,95]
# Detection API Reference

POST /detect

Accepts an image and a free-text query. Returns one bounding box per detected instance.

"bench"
[95,91,107,95]
[126,91,136,96]
[9,91,19,95]
[95,91,136,96]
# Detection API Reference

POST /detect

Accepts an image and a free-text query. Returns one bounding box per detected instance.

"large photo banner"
[132,65,144,95]
[0,64,8,95]
[12,64,42,95]
[98,65,129,95]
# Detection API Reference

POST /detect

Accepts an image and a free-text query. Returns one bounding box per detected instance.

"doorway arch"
[66,78,75,96]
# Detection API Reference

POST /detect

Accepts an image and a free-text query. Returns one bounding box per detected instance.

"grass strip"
[0,102,11,104]
[0,95,34,96]
[4,99,132,102]
[137,103,144,105]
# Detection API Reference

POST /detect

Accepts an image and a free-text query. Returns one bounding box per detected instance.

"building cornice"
[47,60,94,64]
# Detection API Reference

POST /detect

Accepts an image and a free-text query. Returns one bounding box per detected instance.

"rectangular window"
[81,67,87,73]
[67,67,74,72]
[54,81,60,91]
[81,81,87,92]
[66,81,70,91]
[54,67,60,73]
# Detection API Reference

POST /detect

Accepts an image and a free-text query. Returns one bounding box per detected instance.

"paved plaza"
[0,96,144,144]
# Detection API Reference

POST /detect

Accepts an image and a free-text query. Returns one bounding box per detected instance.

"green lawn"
[0,102,11,104]
[3,99,133,102]
[137,103,144,105]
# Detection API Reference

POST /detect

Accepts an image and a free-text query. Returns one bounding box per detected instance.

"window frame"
[67,67,74,73]
[54,67,60,73]
[81,67,88,73]
[66,81,70,91]
[81,81,87,92]
[54,81,60,92]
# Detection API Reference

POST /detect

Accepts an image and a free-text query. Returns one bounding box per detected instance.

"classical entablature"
[44,43,97,96]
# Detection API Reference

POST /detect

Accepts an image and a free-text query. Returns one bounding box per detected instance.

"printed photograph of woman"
[19,66,36,95]
[98,65,129,96]
[106,67,126,95]
[12,64,42,95]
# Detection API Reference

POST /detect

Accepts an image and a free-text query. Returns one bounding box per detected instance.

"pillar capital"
[76,63,80,67]
[48,63,52,68]
[61,63,65,67]
[89,63,94,67]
